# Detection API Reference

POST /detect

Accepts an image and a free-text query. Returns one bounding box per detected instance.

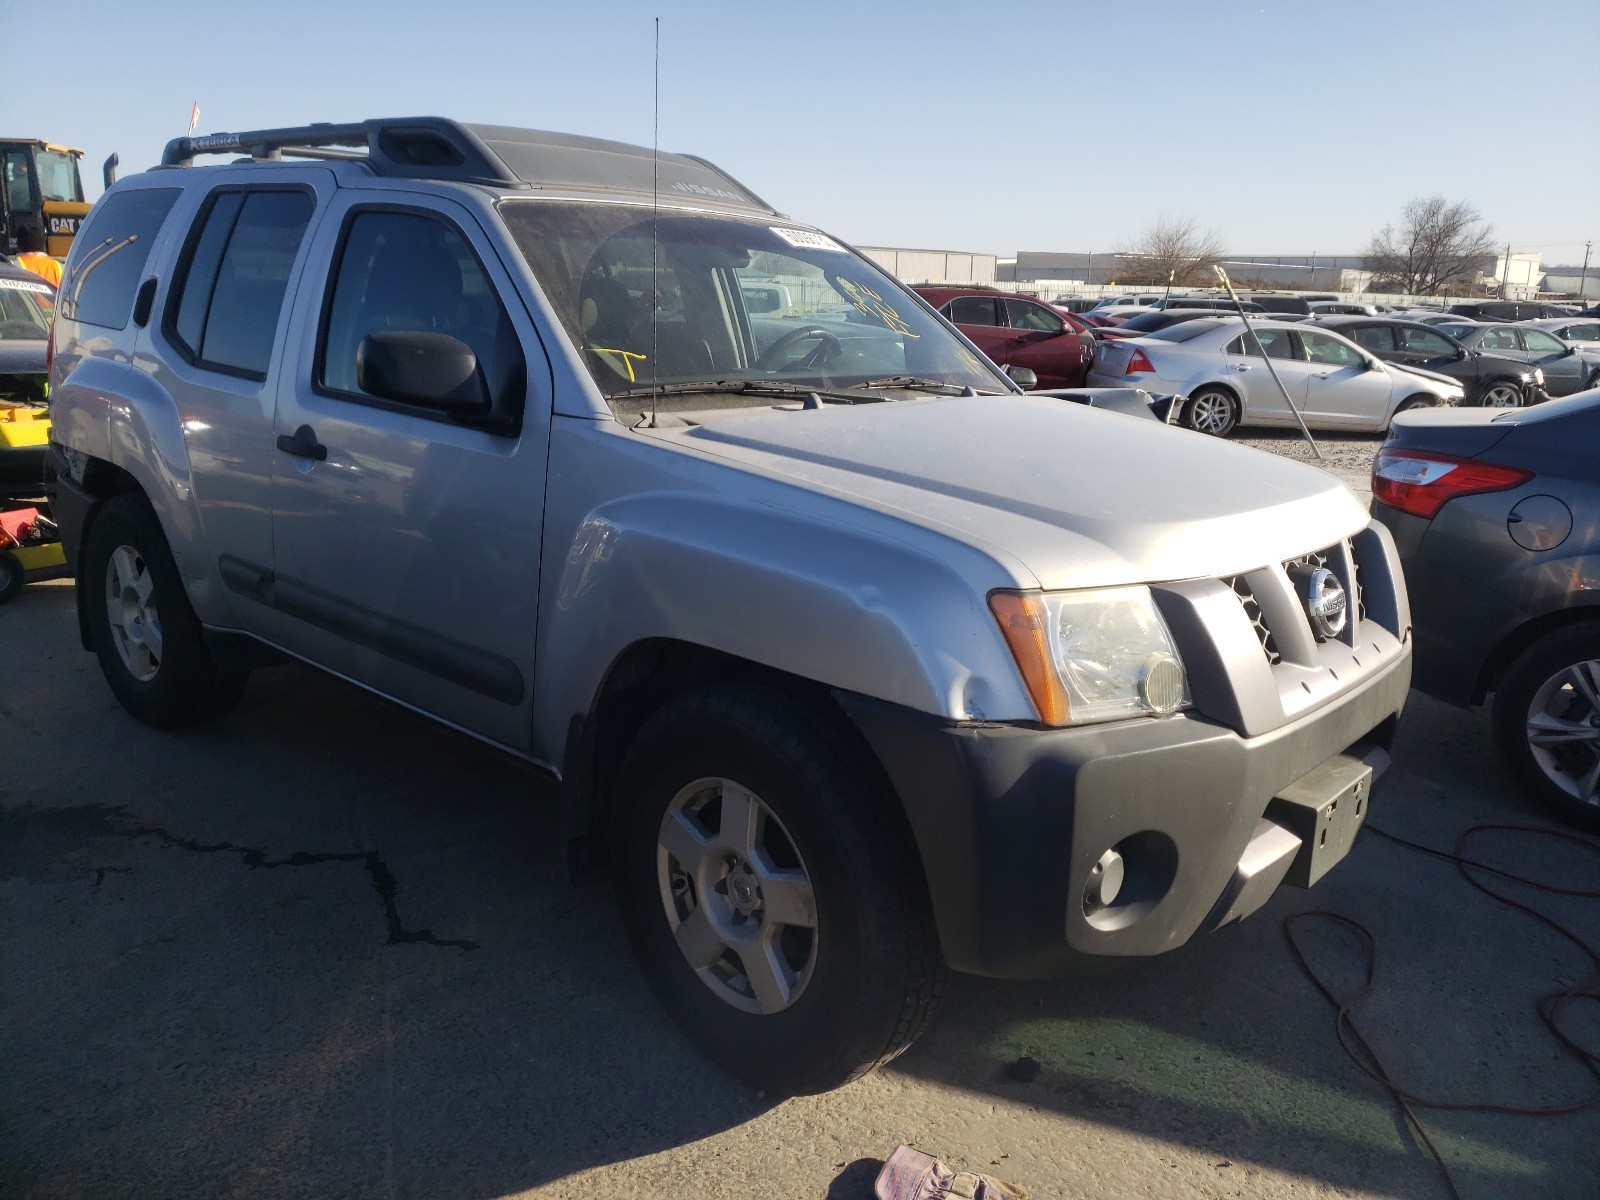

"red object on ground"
[0,506,40,545]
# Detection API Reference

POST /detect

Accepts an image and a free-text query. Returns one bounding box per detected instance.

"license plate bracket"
[1268,744,1388,888]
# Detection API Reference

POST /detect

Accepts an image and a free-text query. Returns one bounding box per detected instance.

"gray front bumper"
[837,640,1411,979]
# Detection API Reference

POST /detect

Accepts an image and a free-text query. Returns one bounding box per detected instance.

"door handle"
[1235,364,1253,371]
[275,424,327,461]
[1314,372,1332,379]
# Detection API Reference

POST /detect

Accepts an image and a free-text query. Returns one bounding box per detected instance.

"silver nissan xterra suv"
[47,117,1412,1095]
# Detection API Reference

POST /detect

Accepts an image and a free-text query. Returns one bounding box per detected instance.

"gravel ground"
[1232,428,1386,502]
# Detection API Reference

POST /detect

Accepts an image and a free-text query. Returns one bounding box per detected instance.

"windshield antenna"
[649,16,661,430]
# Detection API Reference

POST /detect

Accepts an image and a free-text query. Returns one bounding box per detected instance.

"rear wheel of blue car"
[1492,624,1600,833]
[612,682,947,1094]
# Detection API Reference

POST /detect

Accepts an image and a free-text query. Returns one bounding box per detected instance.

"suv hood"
[647,394,1368,589]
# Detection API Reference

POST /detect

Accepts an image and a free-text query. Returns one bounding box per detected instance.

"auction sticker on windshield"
[770,227,846,253]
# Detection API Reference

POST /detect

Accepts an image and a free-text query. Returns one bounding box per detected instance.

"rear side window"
[59,188,180,330]
[946,296,999,326]
[166,188,315,379]
[1349,326,1395,351]
[1399,327,1455,356]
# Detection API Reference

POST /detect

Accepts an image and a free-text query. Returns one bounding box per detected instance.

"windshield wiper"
[857,376,987,395]
[608,379,887,403]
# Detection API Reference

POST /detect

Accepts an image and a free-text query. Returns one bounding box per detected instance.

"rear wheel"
[1478,380,1524,408]
[1183,386,1239,437]
[612,682,947,1094]
[1491,625,1600,833]
[83,493,247,728]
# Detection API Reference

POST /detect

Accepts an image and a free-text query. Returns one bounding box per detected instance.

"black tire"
[1477,379,1524,409]
[1395,395,1437,414]
[82,493,247,728]
[1183,386,1239,437]
[1491,624,1600,833]
[0,549,23,604]
[611,682,947,1094]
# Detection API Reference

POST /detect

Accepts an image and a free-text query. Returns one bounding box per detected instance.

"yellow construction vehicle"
[2,138,94,257]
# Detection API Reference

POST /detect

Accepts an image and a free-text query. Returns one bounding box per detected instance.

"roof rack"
[159,116,778,214]
[161,117,525,188]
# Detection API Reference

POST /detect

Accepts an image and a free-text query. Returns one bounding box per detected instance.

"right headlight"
[990,586,1191,726]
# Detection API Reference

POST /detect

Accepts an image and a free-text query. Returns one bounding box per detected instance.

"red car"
[913,286,1095,388]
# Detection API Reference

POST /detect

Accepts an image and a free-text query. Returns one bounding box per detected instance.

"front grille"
[1229,575,1280,666]
[1228,540,1364,668]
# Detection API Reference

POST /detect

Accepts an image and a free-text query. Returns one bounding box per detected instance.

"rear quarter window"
[1144,321,1222,343]
[59,188,181,330]
[165,188,315,379]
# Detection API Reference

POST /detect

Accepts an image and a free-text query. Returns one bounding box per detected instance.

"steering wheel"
[754,325,843,371]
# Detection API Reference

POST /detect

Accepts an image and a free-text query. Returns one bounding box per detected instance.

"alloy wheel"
[105,544,162,682]
[656,776,819,1014]
[1524,658,1600,810]
[1189,391,1235,436]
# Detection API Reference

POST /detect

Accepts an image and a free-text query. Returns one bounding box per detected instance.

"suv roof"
[159,116,779,215]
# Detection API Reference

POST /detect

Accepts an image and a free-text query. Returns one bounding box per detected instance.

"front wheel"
[1491,625,1600,832]
[82,493,248,728]
[1395,395,1438,415]
[1478,380,1524,409]
[612,683,947,1094]
[1183,386,1239,437]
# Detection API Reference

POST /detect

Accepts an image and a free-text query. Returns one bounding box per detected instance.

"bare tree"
[1364,197,1496,295]
[1112,217,1226,286]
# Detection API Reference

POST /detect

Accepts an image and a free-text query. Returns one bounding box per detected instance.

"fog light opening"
[1081,830,1179,932]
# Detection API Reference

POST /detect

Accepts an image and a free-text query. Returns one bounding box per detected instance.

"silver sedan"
[1087,316,1463,437]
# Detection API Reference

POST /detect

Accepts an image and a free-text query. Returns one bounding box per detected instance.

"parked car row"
[1087,316,1463,436]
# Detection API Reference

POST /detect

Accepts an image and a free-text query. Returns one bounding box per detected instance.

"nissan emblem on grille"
[1297,567,1348,640]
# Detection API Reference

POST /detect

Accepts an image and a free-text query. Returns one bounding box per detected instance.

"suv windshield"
[499,201,1005,412]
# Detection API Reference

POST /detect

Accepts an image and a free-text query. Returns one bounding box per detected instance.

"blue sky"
[18,0,1597,262]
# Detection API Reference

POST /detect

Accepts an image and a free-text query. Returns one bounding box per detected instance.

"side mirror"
[357,331,491,417]
[1005,364,1038,389]
[1455,347,1468,360]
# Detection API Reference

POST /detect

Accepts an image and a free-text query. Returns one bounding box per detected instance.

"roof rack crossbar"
[160,118,525,188]
[163,122,369,167]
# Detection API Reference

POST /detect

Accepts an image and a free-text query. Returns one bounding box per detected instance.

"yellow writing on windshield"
[839,279,919,339]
